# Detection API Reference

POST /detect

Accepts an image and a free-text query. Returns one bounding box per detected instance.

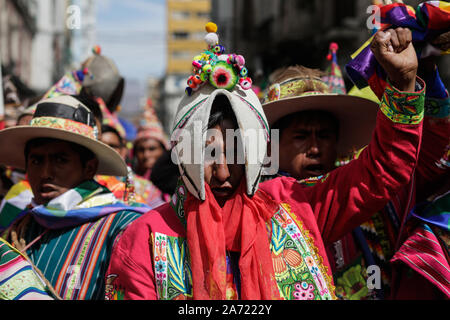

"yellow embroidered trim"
[31,116,95,139]
[263,77,330,104]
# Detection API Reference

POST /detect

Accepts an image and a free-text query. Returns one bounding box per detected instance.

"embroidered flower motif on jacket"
[151,233,192,300]
[270,203,335,300]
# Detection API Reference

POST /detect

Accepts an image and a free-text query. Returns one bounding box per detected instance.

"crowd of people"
[0,1,449,300]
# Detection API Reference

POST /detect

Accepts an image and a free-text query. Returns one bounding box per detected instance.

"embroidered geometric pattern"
[0,238,52,300]
[380,82,424,125]
[237,96,270,140]
[172,98,208,134]
[30,117,95,139]
[298,173,330,187]
[262,77,330,104]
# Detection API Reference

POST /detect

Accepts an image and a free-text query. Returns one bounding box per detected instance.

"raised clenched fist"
[370,27,418,92]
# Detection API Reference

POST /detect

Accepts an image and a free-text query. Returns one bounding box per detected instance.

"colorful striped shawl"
[22,209,141,300]
[0,238,54,300]
[95,173,167,209]
[0,180,32,233]
[3,180,147,299]
[346,1,450,98]
[391,191,450,297]
[28,180,149,229]
[391,224,450,298]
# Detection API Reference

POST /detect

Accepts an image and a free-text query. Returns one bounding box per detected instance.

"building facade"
[30,0,73,93]
[166,0,211,74]
[210,0,449,92]
[0,0,37,90]
[162,0,211,133]
[0,0,75,96]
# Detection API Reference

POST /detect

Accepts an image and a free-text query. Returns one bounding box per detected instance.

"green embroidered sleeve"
[380,78,425,125]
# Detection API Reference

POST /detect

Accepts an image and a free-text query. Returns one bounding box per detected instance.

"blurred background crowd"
[2,0,449,136]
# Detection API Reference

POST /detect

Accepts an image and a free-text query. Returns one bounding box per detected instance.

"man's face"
[277,112,338,180]
[17,114,33,126]
[101,131,127,160]
[26,140,97,205]
[134,138,164,171]
[204,119,245,207]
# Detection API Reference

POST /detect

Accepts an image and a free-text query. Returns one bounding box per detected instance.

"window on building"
[190,31,205,41]
[172,32,189,40]
[171,11,190,20]
[196,11,209,19]
[171,51,192,60]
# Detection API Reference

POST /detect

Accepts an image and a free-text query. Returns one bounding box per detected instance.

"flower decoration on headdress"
[185,22,253,96]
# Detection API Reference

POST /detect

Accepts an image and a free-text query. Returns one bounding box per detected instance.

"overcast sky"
[95,0,167,115]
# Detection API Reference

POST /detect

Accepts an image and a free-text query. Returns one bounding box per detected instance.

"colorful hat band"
[33,102,96,128]
[30,116,96,140]
[262,77,331,104]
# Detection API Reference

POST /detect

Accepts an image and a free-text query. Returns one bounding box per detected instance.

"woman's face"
[134,138,164,172]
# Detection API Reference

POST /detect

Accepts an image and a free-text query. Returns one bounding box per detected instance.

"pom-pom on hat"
[185,22,253,96]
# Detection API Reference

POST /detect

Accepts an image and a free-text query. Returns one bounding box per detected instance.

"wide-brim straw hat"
[262,70,380,156]
[0,95,127,176]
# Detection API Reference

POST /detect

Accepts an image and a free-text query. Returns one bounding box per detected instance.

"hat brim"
[262,94,380,155]
[0,126,128,176]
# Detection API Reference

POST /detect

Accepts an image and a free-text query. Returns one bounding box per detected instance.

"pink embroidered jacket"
[104,81,425,300]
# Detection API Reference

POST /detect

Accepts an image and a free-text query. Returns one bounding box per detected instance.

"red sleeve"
[415,67,450,200]
[415,116,450,202]
[301,80,425,244]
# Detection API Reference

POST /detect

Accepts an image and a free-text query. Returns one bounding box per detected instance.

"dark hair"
[101,124,124,146]
[207,95,238,129]
[24,138,96,168]
[150,148,180,195]
[271,110,340,139]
